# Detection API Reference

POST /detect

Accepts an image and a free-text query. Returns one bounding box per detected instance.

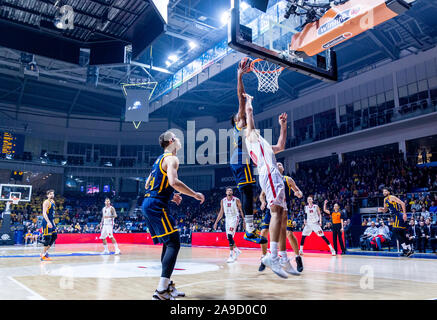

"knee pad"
[227,234,235,246]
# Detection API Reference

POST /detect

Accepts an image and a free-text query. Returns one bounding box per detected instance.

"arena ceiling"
[0,0,437,128]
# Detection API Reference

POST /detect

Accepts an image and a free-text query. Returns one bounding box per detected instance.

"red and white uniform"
[302,204,324,237]
[223,196,239,236]
[100,206,115,239]
[245,134,287,210]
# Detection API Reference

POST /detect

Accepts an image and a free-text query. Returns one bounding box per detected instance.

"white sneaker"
[102,250,110,255]
[114,248,121,255]
[152,289,175,300]
[271,257,288,279]
[331,250,336,256]
[261,253,272,268]
[233,247,241,260]
[299,249,304,256]
[280,258,300,276]
[226,253,235,263]
[169,281,185,298]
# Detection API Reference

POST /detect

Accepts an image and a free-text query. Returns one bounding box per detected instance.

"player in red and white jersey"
[299,196,335,256]
[243,93,291,279]
[100,198,121,255]
[214,187,245,263]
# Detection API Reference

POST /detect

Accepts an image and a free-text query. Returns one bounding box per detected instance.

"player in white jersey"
[100,198,121,255]
[213,188,245,263]
[243,93,290,279]
[299,196,335,256]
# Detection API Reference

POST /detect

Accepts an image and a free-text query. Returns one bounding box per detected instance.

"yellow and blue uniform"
[284,176,295,232]
[42,200,56,236]
[142,152,178,244]
[261,208,271,230]
[230,125,256,188]
[384,196,407,229]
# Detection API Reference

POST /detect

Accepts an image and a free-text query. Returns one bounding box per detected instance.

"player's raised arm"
[237,67,247,123]
[214,200,225,230]
[272,113,288,154]
[243,93,255,138]
[323,200,330,215]
[165,155,204,204]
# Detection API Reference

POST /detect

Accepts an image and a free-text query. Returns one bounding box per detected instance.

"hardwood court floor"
[0,243,436,300]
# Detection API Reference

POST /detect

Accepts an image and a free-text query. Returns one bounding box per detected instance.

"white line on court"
[7,276,46,300]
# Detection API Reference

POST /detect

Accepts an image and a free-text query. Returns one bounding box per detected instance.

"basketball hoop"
[251,59,284,94]
[11,197,19,205]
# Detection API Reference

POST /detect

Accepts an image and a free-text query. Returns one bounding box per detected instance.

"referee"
[323,200,347,255]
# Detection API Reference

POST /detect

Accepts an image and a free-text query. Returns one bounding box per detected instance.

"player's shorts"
[259,169,287,210]
[230,154,256,189]
[302,223,324,237]
[261,209,271,230]
[225,214,239,236]
[100,225,114,239]
[286,211,294,232]
[42,220,55,237]
[142,197,178,245]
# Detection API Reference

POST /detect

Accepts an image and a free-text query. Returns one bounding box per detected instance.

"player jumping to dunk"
[243,92,291,278]
[229,59,267,245]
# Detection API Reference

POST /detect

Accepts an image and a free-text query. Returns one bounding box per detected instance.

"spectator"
[406,219,417,249]
[370,220,390,251]
[421,207,430,220]
[360,221,378,250]
[415,220,429,253]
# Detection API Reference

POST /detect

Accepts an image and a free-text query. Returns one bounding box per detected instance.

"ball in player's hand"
[239,57,253,74]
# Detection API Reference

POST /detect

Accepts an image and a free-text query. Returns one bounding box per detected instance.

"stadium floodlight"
[220,10,230,26]
[189,41,198,49]
[168,55,178,62]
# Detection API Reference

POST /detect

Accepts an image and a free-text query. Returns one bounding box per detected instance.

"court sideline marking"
[7,276,46,300]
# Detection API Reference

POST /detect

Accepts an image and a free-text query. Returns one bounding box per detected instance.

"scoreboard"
[0,131,25,156]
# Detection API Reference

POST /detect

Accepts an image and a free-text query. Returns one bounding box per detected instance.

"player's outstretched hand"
[213,223,217,231]
[278,112,287,126]
[295,190,303,198]
[171,193,182,205]
[243,93,253,103]
[194,192,205,204]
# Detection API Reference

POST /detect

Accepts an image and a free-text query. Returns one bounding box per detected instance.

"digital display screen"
[103,185,110,193]
[125,88,150,122]
[1,131,24,156]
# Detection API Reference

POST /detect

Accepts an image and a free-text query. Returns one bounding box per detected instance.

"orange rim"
[250,58,284,74]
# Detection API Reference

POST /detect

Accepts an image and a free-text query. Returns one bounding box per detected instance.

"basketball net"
[251,59,284,94]
[11,196,19,205]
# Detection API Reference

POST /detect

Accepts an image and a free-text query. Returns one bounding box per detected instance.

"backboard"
[0,184,32,202]
[228,0,338,82]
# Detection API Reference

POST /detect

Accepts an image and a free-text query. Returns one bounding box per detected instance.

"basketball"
[239,57,253,73]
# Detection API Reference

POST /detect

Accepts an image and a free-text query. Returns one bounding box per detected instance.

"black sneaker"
[296,255,304,272]
[152,288,175,300]
[400,249,408,257]
[406,250,414,257]
[258,261,266,272]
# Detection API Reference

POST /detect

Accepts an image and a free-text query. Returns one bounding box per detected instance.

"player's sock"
[157,277,170,292]
[245,215,254,233]
[103,244,108,251]
[279,250,287,260]
[270,242,279,259]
